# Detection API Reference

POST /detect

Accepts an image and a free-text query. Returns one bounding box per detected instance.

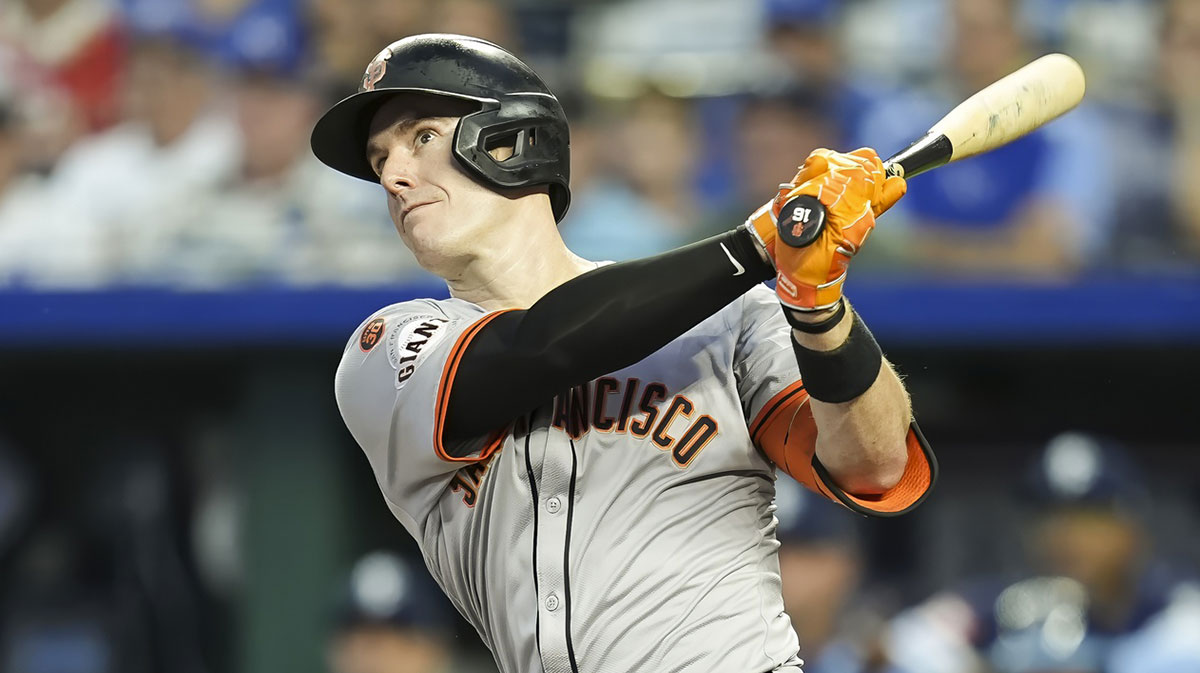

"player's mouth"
[401,200,438,221]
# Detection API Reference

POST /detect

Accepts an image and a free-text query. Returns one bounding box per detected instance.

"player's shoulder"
[335,297,488,412]
[359,296,482,323]
[342,297,485,354]
[336,298,487,391]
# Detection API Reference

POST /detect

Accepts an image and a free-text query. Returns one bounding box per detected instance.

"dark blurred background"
[0,0,1197,672]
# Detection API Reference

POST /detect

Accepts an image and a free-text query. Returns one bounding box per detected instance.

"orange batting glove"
[747,148,906,311]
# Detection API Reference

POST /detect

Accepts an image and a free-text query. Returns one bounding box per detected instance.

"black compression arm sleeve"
[443,228,773,449]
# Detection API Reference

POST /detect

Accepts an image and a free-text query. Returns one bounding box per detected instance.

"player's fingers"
[823,153,867,174]
[830,163,872,197]
[816,180,849,212]
[848,147,883,165]
[793,151,832,185]
[848,149,897,208]
[840,204,876,247]
[864,153,886,206]
[874,175,908,217]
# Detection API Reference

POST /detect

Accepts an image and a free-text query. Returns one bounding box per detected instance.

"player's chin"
[398,201,445,234]
[396,208,439,242]
[403,225,467,268]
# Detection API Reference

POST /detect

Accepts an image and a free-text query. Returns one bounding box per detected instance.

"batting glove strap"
[783,298,847,334]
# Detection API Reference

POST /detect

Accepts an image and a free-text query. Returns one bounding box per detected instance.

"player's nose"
[380,153,417,198]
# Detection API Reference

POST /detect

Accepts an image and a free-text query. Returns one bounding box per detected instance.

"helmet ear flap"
[452,97,571,220]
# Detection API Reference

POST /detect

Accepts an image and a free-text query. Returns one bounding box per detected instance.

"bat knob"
[776,194,826,248]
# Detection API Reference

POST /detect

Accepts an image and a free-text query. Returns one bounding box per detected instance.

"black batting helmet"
[310,34,571,221]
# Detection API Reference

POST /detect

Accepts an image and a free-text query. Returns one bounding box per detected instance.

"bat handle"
[883,131,954,180]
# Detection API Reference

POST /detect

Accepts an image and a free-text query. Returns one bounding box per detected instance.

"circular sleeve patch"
[359,318,387,352]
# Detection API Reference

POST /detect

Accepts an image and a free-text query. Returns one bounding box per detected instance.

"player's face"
[1033,508,1142,591]
[365,94,522,275]
[778,544,860,649]
[327,627,448,673]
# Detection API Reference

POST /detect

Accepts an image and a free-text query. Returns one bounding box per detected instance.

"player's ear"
[488,145,515,161]
[483,131,519,162]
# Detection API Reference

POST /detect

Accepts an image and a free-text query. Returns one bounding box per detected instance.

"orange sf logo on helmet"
[361,48,392,91]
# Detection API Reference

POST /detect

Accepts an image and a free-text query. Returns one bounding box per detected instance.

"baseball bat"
[778,53,1087,248]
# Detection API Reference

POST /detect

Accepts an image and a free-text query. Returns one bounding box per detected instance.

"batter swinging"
[311,34,936,673]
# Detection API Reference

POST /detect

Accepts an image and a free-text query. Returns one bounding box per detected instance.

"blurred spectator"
[571,0,767,99]
[1105,0,1200,268]
[730,87,839,216]
[886,432,1200,673]
[571,0,771,213]
[307,0,371,93]
[1163,0,1200,259]
[2,525,149,673]
[327,551,487,673]
[1,440,211,673]
[11,28,239,287]
[125,55,413,287]
[762,0,891,149]
[857,0,1112,278]
[309,0,426,94]
[0,437,31,562]
[775,478,898,673]
[0,0,126,132]
[837,0,946,83]
[0,96,97,286]
[0,101,41,283]
[118,0,306,69]
[359,0,430,58]
[560,93,700,261]
[428,0,515,50]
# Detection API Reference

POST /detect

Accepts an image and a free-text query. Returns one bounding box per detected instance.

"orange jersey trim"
[433,310,516,463]
[814,421,937,517]
[749,380,807,445]
[752,381,821,493]
[752,380,936,517]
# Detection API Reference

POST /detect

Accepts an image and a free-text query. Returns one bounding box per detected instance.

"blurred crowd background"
[0,0,1197,285]
[0,0,1198,672]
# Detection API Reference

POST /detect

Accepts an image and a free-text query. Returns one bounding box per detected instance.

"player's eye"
[373,156,386,177]
[417,130,436,145]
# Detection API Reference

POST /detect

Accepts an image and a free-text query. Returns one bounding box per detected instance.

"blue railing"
[1,275,1197,348]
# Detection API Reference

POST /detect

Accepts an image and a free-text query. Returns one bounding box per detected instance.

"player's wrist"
[791,309,882,403]
[788,299,853,352]
[727,226,777,281]
[739,221,774,268]
[783,298,845,332]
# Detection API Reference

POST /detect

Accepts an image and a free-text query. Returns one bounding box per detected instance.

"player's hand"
[749,148,906,311]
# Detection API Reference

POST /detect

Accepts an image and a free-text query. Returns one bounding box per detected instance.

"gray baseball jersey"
[335,284,933,673]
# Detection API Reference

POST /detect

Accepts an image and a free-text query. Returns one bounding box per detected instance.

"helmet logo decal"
[362,48,392,91]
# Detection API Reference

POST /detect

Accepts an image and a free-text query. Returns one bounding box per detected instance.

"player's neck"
[445,220,596,311]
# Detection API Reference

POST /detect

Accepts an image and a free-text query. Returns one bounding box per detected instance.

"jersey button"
[546,593,560,612]
[546,496,561,514]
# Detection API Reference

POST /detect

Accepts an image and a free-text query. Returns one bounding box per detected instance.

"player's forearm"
[810,358,911,494]
[791,305,911,494]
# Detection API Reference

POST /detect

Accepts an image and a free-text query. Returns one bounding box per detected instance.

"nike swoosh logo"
[720,242,745,276]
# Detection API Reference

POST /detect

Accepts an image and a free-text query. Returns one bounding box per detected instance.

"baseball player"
[887,433,1200,673]
[311,34,937,673]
